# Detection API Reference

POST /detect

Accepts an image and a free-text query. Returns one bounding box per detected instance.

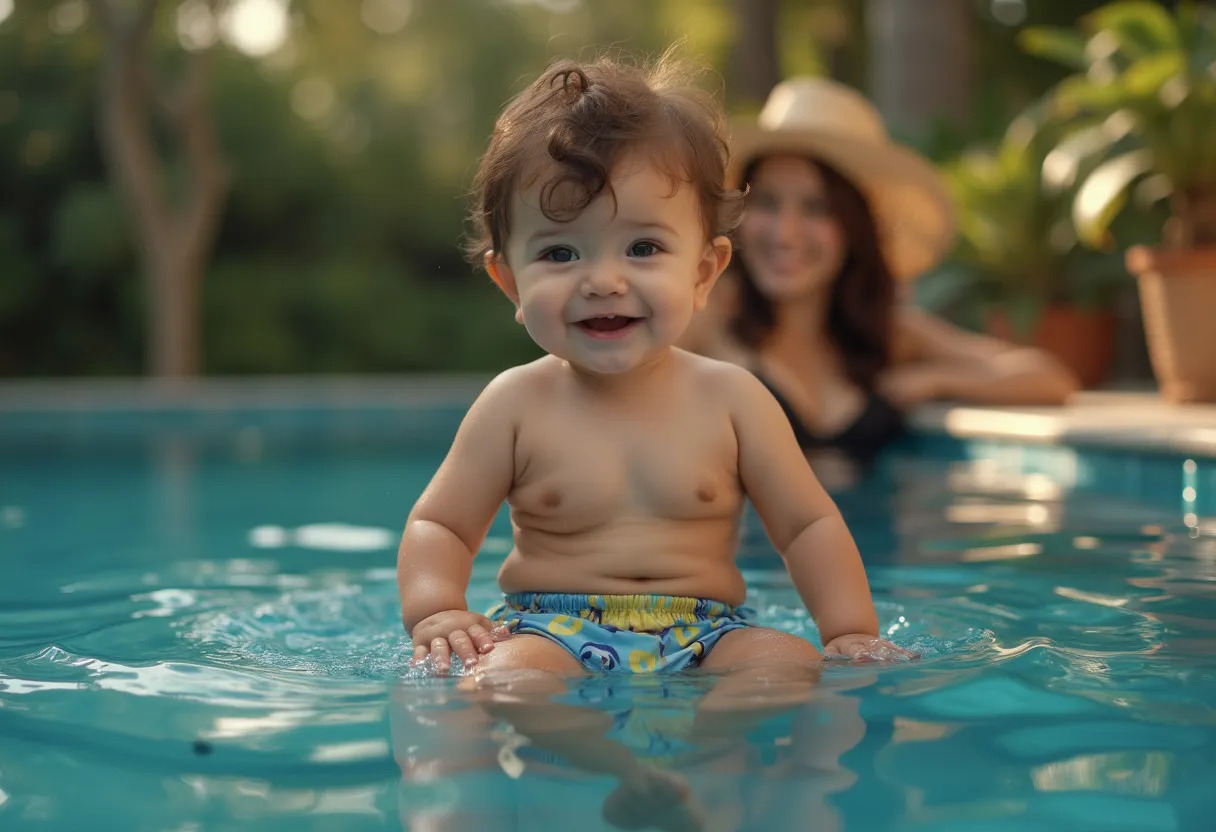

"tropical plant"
[918,101,1131,335]
[1019,0,1216,250]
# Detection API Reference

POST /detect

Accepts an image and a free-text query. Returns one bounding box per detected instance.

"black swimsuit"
[757,375,906,462]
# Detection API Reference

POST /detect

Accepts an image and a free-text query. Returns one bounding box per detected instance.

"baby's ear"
[485,251,523,322]
[693,236,733,311]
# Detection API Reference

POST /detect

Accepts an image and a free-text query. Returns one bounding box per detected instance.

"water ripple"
[2,441,1214,831]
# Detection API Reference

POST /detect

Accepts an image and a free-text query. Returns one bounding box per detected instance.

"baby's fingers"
[447,629,480,665]
[429,637,452,672]
[465,622,498,655]
[859,638,917,661]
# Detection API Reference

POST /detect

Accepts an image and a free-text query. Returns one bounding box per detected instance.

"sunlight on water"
[1,428,1213,831]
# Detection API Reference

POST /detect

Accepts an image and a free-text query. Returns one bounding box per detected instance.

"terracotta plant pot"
[1126,246,1216,403]
[987,304,1116,389]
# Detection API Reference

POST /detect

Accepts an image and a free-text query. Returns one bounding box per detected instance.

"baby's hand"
[411,610,510,672]
[823,634,918,663]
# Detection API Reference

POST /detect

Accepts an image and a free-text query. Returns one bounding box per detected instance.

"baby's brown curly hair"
[465,49,744,265]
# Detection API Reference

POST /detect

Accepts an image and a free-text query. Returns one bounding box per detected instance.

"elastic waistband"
[500,593,741,630]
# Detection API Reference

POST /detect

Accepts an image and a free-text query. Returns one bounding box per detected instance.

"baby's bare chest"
[510,411,740,522]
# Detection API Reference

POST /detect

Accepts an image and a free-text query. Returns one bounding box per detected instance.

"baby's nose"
[581,263,628,296]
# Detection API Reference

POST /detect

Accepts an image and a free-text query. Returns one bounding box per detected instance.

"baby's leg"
[465,635,596,747]
[702,624,821,664]
[389,680,505,832]
[471,635,704,832]
[474,632,584,676]
[465,634,593,737]
[594,627,820,832]
[691,626,822,740]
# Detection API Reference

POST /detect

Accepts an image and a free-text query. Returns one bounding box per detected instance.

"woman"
[685,77,1078,462]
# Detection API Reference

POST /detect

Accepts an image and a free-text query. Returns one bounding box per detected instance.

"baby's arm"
[725,367,901,658]
[398,371,518,669]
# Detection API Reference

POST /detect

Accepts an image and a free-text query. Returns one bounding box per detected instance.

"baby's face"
[500,152,730,375]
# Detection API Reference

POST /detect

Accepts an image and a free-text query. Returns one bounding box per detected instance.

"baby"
[397,52,906,680]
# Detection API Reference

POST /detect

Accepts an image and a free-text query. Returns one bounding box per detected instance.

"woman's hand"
[823,633,918,662]
[410,610,510,671]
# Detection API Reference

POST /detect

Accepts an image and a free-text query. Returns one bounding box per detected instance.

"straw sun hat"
[728,76,957,280]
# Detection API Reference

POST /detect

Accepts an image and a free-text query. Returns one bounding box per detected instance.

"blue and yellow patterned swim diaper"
[486,593,755,673]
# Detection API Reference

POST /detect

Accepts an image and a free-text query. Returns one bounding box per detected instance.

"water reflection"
[152,433,198,550]
[5,424,1216,829]
[389,667,871,832]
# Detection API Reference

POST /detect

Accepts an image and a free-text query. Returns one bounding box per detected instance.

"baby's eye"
[628,241,661,258]
[541,246,578,263]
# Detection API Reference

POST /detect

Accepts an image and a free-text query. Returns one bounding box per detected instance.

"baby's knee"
[743,627,822,667]
[474,634,584,678]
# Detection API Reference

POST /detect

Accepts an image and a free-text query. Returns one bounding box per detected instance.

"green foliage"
[0,217,38,321]
[912,0,1116,161]
[2,0,741,375]
[1017,26,1089,71]
[1020,0,1216,247]
[51,182,132,279]
[0,0,1148,375]
[0,2,141,375]
[918,100,1135,334]
[203,256,539,374]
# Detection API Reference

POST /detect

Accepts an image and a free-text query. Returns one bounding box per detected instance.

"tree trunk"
[730,0,781,108]
[90,0,227,379]
[148,243,204,377]
[866,0,972,140]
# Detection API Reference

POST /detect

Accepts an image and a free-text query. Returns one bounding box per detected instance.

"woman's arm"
[882,306,1080,408]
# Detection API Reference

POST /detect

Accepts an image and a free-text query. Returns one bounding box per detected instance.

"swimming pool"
[1,392,1213,831]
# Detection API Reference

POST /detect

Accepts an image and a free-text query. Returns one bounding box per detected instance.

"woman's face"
[737,156,847,302]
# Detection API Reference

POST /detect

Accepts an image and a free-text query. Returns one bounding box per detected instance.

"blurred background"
[0,0,1194,384]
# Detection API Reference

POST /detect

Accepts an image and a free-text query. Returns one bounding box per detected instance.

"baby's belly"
[495,516,746,606]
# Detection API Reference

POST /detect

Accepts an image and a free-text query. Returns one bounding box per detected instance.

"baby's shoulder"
[674,351,780,432]
[676,349,766,397]
[484,356,561,392]
[474,356,569,416]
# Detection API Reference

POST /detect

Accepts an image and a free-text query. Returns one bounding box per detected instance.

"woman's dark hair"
[730,157,895,392]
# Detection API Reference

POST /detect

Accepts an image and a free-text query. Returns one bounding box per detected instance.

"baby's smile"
[574,314,643,340]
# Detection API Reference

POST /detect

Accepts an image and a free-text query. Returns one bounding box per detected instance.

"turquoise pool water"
[1,403,1214,831]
